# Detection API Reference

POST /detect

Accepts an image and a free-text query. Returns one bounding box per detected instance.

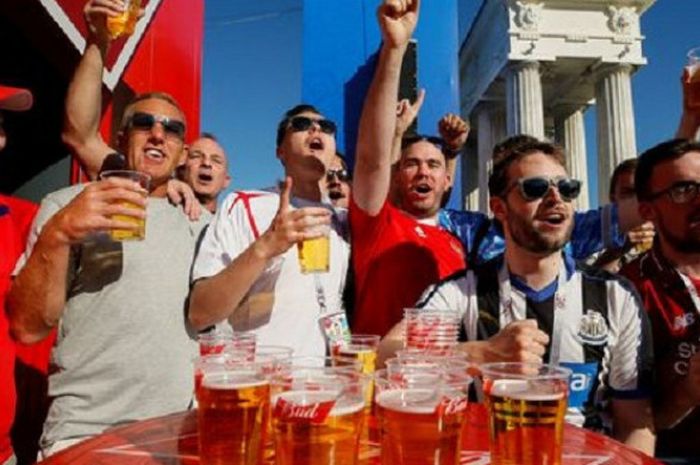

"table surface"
[37,404,661,465]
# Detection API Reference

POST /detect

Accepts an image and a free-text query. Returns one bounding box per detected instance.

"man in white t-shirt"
[189,105,349,357]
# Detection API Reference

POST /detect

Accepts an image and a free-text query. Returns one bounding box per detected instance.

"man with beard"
[326,153,351,209]
[188,104,349,358]
[385,138,655,454]
[178,133,231,213]
[620,138,700,460]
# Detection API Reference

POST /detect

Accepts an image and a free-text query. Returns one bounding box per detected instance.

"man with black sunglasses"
[384,137,655,455]
[620,138,700,461]
[326,153,351,209]
[7,1,211,456]
[188,103,349,359]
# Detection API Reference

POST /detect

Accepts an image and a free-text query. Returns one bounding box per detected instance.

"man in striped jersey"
[383,137,655,455]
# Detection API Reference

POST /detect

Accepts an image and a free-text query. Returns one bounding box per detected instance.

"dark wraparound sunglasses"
[127,112,186,140]
[648,180,700,204]
[288,116,336,135]
[509,176,582,202]
[326,168,350,182]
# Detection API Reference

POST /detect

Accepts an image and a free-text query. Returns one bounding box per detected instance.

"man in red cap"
[0,84,39,465]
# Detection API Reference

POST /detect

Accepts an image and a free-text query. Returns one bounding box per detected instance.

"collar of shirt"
[508,252,576,303]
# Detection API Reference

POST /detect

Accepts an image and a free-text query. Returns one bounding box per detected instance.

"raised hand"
[47,176,147,245]
[395,88,426,138]
[377,0,420,49]
[84,0,125,43]
[255,177,332,260]
[166,178,202,221]
[438,113,470,155]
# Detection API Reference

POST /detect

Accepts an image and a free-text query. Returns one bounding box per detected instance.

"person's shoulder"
[576,262,640,298]
[221,188,278,214]
[43,183,85,205]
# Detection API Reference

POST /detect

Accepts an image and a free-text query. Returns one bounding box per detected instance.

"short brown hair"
[488,136,566,198]
[120,92,185,131]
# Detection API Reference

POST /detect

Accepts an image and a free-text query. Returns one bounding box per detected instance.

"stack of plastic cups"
[198,329,257,360]
[403,308,461,354]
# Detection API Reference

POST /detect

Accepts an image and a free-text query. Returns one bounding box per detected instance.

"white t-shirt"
[192,188,350,357]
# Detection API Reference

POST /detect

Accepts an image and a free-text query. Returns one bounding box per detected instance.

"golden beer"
[109,200,146,241]
[376,389,466,465]
[273,391,365,465]
[197,373,270,465]
[485,380,567,465]
[106,0,142,39]
[297,235,330,273]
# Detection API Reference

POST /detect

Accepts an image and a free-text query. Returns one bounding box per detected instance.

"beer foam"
[376,389,437,414]
[202,372,267,390]
[490,379,564,401]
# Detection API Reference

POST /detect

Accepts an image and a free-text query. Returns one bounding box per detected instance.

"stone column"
[555,109,590,210]
[506,61,545,139]
[475,104,506,213]
[595,64,637,203]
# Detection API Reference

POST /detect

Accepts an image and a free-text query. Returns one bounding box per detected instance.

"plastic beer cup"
[374,368,472,465]
[98,170,149,241]
[196,361,270,465]
[297,222,330,273]
[271,367,367,465]
[480,363,571,465]
[107,0,142,39]
[687,46,700,110]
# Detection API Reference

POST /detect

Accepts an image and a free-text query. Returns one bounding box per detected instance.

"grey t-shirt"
[15,184,210,449]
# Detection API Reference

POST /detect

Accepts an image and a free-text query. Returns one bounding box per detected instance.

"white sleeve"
[13,192,71,276]
[191,192,257,281]
[606,279,654,396]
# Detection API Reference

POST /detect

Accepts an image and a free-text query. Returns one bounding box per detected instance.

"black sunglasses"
[128,112,186,140]
[648,180,700,204]
[509,176,582,202]
[326,168,351,182]
[288,116,336,135]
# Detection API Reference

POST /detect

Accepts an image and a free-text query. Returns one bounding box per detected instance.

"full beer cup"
[480,363,571,465]
[374,368,472,465]
[196,362,270,465]
[331,334,380,402]
[687,46,700,110]
[107,0,142,39]
[297,223,330,273]
[271,367,367,465]
[98,170,150,241]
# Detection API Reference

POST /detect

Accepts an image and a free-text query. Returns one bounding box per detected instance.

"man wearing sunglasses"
[386,138,655,455]
[7,1,211,456]
[188,103,349,359]
[620,139,700,461]
[326,153,351,209]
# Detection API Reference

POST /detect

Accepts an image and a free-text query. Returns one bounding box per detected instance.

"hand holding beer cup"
[84,0,143,43]
[45,173,147,245]
[256,177,332,268]
[685,46,700,111]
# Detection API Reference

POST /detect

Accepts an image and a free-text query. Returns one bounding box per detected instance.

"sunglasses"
[326,168,351,182]
[509,176,582,202]
[127,112,186,140]
[288,116,336,135]
[649,180,700,204]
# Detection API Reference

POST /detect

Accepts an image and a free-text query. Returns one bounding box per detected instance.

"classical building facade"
[459,0,655,210]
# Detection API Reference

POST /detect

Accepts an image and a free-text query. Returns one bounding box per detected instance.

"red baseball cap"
[0,85,33,111]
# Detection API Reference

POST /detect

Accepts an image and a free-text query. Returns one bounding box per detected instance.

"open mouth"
[412,184,432,195]
[328,191,344,200]
[538,212,566,226]
[144,148,165,162]
[198,172,213,183]
[309,137,324,151]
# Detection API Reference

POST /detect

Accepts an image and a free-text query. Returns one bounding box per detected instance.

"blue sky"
[202,1,699,208]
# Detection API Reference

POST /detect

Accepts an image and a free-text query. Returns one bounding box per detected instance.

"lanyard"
[497,258,570,364]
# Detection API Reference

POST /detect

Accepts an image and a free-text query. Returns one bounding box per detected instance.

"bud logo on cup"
[435,397,468,416]
[274,396,336,424]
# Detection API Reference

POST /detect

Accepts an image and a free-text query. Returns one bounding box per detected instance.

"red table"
[37,404,660,465]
